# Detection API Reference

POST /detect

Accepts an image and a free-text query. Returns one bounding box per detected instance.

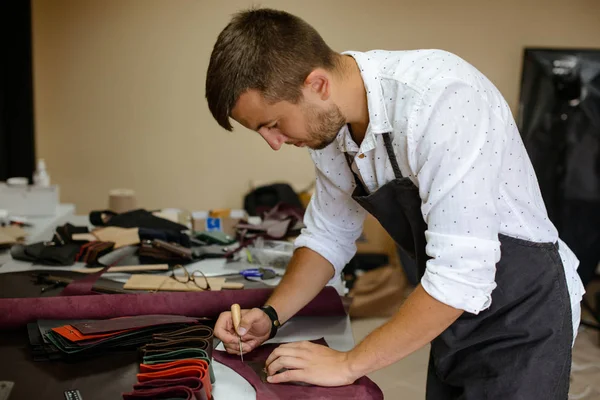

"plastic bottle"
[33,159,51,187]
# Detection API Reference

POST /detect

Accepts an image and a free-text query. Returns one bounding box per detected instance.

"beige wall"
[31,0,600,214]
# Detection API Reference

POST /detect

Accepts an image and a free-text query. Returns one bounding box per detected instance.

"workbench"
[0,213,355,399]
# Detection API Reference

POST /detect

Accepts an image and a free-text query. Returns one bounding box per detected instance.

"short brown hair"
[205,8,338,131]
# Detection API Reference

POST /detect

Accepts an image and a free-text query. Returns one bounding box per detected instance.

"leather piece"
[76,241,115,264]
[43,324,193,356]
[122,385,194,400]
[152,325,214,340]
[2,327,142,399]
[37,319,92,343]
[137,365,211,400]
[0,287,345,330]
[31,318,195,361]
[138,360,211,400]
[52,325,132,342]
[10,242,80,266]
[133,377,208,400]
[143,348,209,363]
[213,339,384,400]
[142,338,211,357]
[89,209,188,232]
[139,359,209,373]
[144,324,214,359]
[142,348,214,383]
[53,223,90,245]
[72,315,199,335]
[138,228,191,248]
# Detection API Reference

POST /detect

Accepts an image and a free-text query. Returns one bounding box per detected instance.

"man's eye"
[269,123,278,130]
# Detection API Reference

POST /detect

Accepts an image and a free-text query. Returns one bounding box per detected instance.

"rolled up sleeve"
[294,162,367,281]
[409,79,503,314]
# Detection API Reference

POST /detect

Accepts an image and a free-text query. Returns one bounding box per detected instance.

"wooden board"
[72,233,97,242]
[73,264,170,274]
[92,227,140,248]
[123,274,244,291]
[0,226,27,245]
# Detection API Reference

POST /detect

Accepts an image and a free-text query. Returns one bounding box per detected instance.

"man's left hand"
[265,341,358,387]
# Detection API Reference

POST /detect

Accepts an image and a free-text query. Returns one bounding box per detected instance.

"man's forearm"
[264,247,334,324]
[347,284,463,378]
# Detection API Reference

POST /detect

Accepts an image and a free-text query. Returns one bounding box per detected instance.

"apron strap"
[382,132,403,179]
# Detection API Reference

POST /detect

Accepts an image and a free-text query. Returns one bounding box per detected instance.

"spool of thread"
[108,189,136,213]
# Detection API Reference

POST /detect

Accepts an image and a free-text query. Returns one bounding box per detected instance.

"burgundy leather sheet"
[213,339,384,400]
[71,314,200,335]
[0,287,346,330]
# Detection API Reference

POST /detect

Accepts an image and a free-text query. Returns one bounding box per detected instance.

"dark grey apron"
[346,132,573,399]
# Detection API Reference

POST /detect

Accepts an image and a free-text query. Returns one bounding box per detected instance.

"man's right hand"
[214,308,272,355]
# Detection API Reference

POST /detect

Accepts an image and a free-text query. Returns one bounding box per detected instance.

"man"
[205,8,585,399]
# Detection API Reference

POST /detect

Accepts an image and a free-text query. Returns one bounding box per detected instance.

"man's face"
[231,89,345,151]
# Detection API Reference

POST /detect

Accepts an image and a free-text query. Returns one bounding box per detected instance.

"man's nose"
[259,128,286,151]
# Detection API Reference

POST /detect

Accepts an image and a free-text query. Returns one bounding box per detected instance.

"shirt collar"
[335,51,393,153]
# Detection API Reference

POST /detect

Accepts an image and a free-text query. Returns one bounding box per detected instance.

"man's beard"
[302,102,346,150]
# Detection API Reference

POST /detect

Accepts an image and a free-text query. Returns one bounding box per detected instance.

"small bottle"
[33,158,51,187]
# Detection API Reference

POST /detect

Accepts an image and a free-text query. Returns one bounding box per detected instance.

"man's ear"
[304,68,331,101]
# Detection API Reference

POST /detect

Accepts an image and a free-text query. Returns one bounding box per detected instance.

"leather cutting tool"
[231,303,243,362]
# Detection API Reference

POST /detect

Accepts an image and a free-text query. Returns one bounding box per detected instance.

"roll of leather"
[0,287,345,330]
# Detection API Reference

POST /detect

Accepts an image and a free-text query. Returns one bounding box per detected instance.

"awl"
[231,303,243,362]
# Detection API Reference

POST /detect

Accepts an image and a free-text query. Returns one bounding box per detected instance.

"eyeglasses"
[155,264,211,292]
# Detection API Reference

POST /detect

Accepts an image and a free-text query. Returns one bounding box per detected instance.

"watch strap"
[260,305,281,339]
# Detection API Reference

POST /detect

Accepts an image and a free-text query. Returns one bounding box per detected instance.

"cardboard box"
[0,183,59,216]
[192,209,248,237]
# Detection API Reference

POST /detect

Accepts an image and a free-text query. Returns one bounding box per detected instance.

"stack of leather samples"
[27,315,201,362]
[122,324,216,400]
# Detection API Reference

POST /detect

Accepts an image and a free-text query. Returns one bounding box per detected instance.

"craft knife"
[231,303,244,362]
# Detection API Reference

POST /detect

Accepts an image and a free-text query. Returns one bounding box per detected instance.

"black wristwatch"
[260,305,281,339]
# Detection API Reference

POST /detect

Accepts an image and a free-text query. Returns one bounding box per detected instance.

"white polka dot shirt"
[294,49,584,339]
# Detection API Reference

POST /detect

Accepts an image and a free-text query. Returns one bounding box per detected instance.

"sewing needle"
[231,303,243,362]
